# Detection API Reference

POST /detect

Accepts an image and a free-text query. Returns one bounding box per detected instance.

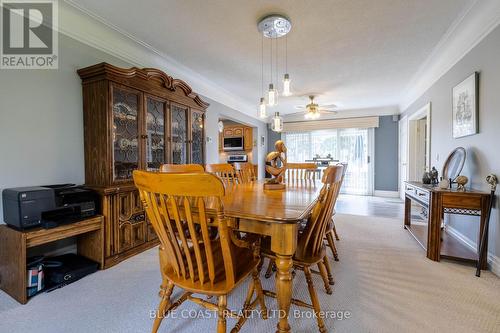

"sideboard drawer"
[405,184,417,196]
[415,188,430,202]
[405,183,430,205]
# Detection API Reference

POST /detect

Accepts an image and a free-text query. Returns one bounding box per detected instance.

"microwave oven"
[223,137,244,151]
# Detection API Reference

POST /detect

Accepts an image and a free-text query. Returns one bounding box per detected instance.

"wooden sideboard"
[78,63,209,268]
[404,181,491,269]
[0,216,104,304]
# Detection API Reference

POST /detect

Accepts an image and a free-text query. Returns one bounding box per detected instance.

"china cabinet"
[78,63,208,268]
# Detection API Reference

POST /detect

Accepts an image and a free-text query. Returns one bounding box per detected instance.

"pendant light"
[267,37,278,107]
[259,34,267,118]
[259,97,267,118]
[257,14,291,132]
[271,112,283,132]
[282,34,291,96]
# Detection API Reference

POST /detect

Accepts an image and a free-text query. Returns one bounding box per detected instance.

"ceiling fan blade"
[320,104,337,109]
[294,105,306,110]
[285,111,308,116]
[320,109,338,114]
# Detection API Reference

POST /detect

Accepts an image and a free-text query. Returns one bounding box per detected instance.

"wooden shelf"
[0,216,104,304]
[405,223,477,263]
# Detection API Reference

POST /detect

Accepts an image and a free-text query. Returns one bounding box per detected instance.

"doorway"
[399,103,431,199]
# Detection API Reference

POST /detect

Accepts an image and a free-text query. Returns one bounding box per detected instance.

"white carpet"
[1,214,499,333]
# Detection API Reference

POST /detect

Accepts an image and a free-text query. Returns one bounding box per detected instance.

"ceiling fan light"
[271,112,283,132]
[259,97,267,118]
[282,74,291,96]
[267,83,278,106]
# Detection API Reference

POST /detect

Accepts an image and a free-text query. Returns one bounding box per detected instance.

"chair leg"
[152,280,174,333]
[304,267,327,333]
[326,231,339,261]
[332,223,340,241]
[252,269,268,318]
[322,256,335,286]
[264,258,276,278]
[317,261,333,295]
[217,295,227,333]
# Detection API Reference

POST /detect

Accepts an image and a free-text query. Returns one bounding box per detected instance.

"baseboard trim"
[374,190,400,198]
[446,225,500,277]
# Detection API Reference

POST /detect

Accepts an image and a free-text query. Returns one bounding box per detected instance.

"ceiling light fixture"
[271,112,283,132]
[257,14,292,127]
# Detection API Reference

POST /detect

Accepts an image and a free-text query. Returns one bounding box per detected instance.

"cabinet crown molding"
[77,62,209,109]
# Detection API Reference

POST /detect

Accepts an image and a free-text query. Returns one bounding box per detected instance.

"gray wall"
[0,33,266,223]
[402,24,500,263]
[267,127,282,153]
[374,116,399,191]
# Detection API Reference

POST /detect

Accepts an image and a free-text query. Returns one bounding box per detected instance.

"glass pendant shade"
[283,74,291,96]
[267,83,278,106]
[271,112,283,132]
[259,97,267,118]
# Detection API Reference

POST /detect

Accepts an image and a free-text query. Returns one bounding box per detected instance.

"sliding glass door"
[283,128,374,195]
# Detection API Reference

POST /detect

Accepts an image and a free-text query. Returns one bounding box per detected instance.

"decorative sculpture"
[264,140,287,190]
[430,166,439,185]
[422,171,431,184]
[456,175,468,191]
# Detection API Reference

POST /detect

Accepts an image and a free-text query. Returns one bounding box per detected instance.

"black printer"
[2,184,99,230]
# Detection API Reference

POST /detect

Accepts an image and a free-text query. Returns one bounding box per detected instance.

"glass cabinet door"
[191,110,204,164]
[171,104,188,164]
[112,85,141,181]
[145,96,167,170]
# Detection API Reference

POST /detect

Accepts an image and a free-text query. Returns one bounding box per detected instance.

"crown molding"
[399,0,500,111]
[59,1,257,118]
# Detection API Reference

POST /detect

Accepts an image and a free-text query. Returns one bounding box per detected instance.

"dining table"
[222,179,322,333]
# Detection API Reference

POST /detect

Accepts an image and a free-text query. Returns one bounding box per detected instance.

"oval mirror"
[441,147,466,182]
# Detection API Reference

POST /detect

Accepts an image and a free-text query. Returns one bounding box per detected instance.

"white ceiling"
[70,0,473,117]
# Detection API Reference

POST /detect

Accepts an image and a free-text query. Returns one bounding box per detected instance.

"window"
[283,128,373,195]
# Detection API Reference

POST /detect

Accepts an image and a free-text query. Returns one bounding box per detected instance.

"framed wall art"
[452,72,478,138]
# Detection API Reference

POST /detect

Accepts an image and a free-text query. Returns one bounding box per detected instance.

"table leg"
[275,254,293,333]
[427,192,441,261]
[270,223,297,333]
[404,196,411,229]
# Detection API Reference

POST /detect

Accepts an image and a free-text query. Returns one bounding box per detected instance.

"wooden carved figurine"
[456,175,468,191]
[264,140,287,190]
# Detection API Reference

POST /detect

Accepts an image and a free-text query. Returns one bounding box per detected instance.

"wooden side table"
[0,216,104,304]
[404,182,491,270]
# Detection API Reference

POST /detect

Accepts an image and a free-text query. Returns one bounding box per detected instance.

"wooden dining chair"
[160,163,204,173]
[261,165,344,333]
[233,162,256,184]
[206,163,240,187]
[325,162,347,261]
[286,162,318,180]
[133,171,267,333]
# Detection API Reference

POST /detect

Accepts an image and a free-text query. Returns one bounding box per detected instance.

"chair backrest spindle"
[286,163,317,181]
[295,165,344,260]
[206,163,239,187]
[133,171,237,288]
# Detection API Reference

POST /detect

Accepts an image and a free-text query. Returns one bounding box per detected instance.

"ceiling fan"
[291,95,337,119]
